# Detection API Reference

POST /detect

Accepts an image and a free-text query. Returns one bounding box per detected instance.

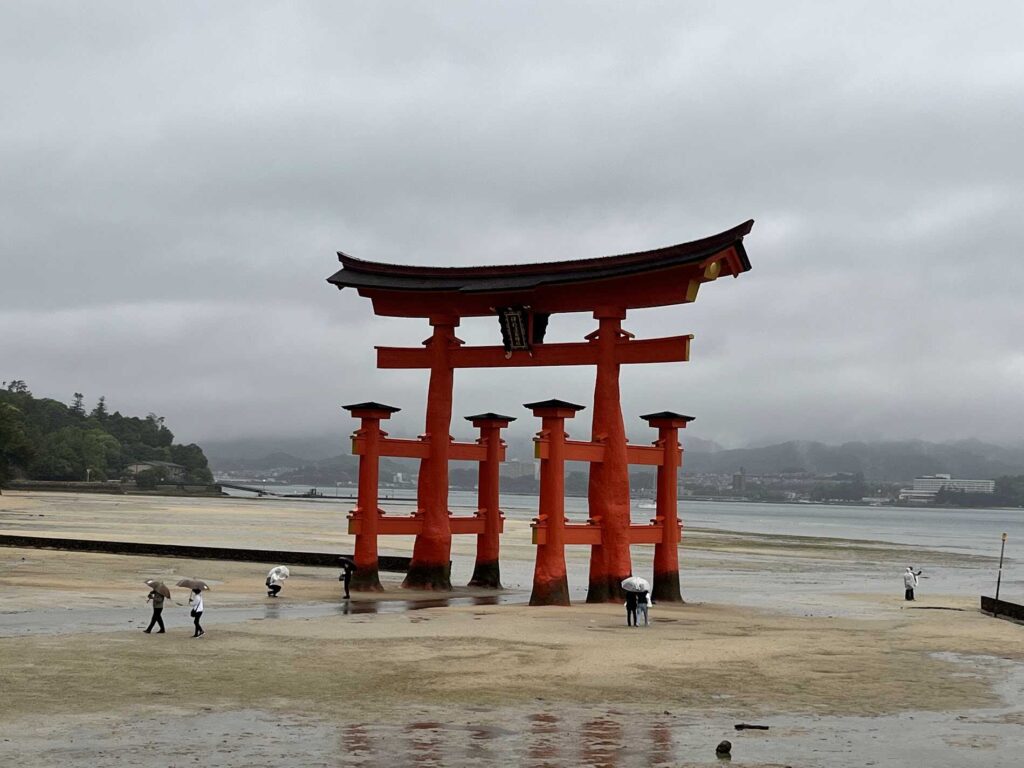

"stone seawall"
[0,534,414,573]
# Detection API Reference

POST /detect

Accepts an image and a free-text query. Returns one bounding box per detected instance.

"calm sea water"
[224,484,1022,561]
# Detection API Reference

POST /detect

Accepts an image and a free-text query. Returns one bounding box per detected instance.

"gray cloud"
[2,2,1023,450]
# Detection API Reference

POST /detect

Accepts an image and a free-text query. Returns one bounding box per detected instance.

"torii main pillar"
[586,308,632,603]
[404,316,460,590]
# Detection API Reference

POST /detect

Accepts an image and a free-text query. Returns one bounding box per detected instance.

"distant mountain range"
[207,436,1024,483]
[680,439,1024,482]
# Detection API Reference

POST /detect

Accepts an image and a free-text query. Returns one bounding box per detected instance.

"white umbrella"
[267,566,290,580]
[620,576,650,593]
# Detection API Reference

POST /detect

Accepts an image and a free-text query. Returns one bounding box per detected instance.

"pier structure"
[329,219,754,599]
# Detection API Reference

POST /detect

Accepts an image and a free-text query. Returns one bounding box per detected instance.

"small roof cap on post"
[343,402,401,418]
[464,412,517,425]
[640,411,695,428]
[524,399,586,418]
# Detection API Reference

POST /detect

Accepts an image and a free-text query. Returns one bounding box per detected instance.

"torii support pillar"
[527,399,585,606]
[343,401,401,592]
[642,411,694,603]
[466,413,514,588]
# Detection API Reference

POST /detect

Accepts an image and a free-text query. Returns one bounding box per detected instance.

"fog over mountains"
[206,435,1024,484]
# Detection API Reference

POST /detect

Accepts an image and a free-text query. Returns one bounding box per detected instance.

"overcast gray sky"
[2,2,1022,452]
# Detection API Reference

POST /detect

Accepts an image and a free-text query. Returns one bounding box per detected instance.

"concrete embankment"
[0,533,412,572]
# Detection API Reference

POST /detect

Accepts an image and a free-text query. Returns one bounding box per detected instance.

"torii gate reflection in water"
[328,220,754,604]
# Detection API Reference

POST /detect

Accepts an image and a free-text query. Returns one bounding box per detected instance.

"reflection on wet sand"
[407,721,444,767]
[648,719,673,765]
[581,716,623,767]
[342,723,373,765]
[333,712,675,768]
[527,711,560,767]
[337,594,507,615]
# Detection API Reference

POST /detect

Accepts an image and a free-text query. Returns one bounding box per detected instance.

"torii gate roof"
[328,219,753,318]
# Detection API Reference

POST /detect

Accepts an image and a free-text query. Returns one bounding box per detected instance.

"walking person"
[625,589,639,627]
[189,587,205,637]
[636,589,651,627]
[144,587,166,633]
[903,566,922,601]
[339,557,356,600]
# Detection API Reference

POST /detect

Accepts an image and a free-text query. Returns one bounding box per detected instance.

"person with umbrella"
[339,557,356,600]
[266,565,289,598]
[621,576,651,628]
[903,566,922,601]
[177,579,209,638]
[636,588,651,627]
[143,580,170,634]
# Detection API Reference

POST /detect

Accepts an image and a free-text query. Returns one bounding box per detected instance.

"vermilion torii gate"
[328,220,753,602]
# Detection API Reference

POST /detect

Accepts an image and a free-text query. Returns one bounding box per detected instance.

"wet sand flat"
[2,491,1023,766]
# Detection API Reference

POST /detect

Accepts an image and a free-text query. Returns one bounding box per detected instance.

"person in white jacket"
[189,588,205,637]
[903,566,921,601]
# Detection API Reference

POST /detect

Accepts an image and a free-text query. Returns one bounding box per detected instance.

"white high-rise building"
[912,474,995,494]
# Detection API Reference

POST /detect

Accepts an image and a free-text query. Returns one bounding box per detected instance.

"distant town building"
[503,459,539,480]
[124,461,186,482]
[898,473,995,504]
[731,466,746,492]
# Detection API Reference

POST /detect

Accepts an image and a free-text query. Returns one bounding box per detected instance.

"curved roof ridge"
[335,219,753,277]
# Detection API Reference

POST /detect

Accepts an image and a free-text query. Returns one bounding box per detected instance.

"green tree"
[0,402,35,484]
[91,396,108,421]
[31,427,121,481]
[1,383,214,487]
[135,466,168,489]
[169,443,214,483]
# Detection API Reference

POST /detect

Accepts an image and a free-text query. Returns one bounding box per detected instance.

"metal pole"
[994,533,1008,618]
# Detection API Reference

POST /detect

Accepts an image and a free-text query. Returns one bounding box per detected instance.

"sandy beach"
[1,491,1022,767]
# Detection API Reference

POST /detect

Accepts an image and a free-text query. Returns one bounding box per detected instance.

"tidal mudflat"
[1,491,1022,767]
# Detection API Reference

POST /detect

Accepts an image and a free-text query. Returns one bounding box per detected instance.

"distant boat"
[637,501,657,509]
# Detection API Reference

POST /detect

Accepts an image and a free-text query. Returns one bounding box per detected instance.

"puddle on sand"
[0,593,524,637]
[6,696,1024,768]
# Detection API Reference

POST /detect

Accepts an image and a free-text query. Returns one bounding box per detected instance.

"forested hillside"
[0,380,212,485]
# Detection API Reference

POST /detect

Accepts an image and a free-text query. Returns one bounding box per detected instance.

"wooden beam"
[449,442,489,462]
[531,522,669,545]
[349,515,423,536]
[449,516,491,535]
[533,523,603,546]
[353,436,429,459]
[377,334,692,370]
[625,445,664,466]
[626,524,665,545]
[535,439,605,463]
[352,436,501,462]
[348,514,502,536]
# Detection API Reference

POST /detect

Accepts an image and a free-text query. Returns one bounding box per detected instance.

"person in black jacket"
[143,589,166,633]
[339,557,356,599]
[625,590,639,627]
